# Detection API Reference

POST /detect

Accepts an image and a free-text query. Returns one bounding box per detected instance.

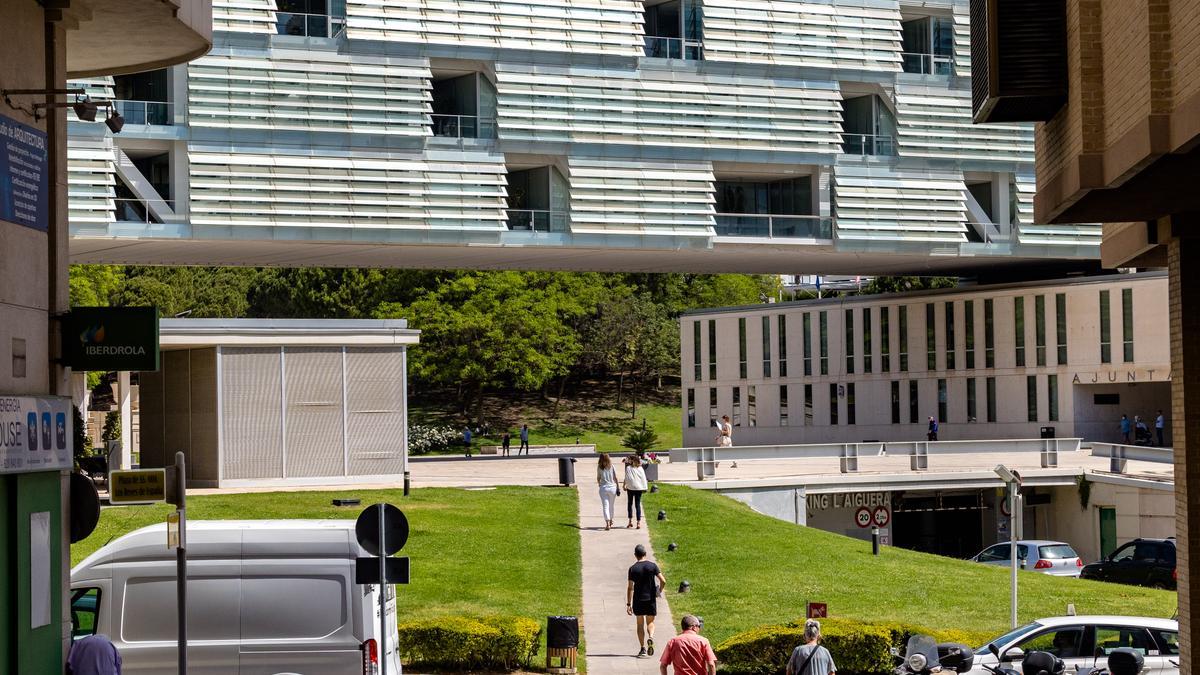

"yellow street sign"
[109,468,167,505]
[167,511,180,548]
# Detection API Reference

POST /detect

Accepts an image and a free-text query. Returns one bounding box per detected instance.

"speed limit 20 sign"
[854,507,872,528]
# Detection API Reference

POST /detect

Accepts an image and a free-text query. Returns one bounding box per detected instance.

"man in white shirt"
[1155,410,1166,447]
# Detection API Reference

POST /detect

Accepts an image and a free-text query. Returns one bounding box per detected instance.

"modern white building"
[65,0,1100,274]
[680,272,1171,447]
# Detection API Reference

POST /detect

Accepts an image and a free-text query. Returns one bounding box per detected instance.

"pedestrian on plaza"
[624,455,649,529]
[786,619,837,675]
[1156,410,1166,447]
[659,615,717,675]
[628,543,667,658]
[598,453,619,530]
[927,416,939,441]
[67,634,122,675]
[1135,416,1150,445]
[520,423,531,455]
[715,415,733,447]
[463,427,473,458]
[1120,414,1131,444]
[501,431,511,456]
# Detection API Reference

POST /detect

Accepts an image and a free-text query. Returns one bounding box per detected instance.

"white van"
[70,520,402,675]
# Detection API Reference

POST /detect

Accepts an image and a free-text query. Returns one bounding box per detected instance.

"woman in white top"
[597,453,619,531]
[716,415,733,447]
[623,455,649,529]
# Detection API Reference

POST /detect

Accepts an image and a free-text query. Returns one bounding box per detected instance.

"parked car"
[970,540,1082,576]
[968,616,1179,675]
[71,520,401,675]
[1080,537,1177,589]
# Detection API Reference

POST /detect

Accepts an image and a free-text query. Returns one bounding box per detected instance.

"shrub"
[408,424,461,455]
[622,427,659,454]
[101,410,121,442]
[395,614,542,671]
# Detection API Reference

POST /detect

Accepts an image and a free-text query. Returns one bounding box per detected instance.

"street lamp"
[994,464,1023,628]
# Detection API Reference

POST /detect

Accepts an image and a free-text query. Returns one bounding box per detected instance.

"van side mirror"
[1001,647,1024,663]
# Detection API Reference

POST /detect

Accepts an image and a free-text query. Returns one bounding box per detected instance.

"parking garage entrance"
[891,491,987,558]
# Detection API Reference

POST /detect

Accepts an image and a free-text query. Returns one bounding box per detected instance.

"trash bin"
[557,457,577,486]
[546,615,579,673]
[1040,426,1055,439]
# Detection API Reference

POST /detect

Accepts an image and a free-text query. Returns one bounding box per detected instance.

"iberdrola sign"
[61,307,160,372]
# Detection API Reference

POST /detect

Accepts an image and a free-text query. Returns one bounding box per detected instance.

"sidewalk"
[577,483,675,675]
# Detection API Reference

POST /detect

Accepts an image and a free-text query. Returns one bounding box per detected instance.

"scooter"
[979,643,1058,675]
[893,635,976,675]
[1070,648,1144,675]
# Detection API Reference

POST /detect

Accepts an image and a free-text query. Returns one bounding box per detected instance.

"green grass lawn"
[73,487,582,665]
[643,485,1177,647]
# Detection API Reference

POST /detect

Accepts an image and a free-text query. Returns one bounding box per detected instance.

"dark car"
[1080,538,1176,589]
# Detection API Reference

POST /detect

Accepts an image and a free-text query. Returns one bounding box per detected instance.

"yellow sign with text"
[109,468,167,505]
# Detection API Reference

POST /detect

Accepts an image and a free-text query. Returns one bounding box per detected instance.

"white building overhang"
[62,0,213,79]
[158,318,420,350]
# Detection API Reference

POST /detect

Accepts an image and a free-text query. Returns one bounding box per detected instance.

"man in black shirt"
[626,544,667,658]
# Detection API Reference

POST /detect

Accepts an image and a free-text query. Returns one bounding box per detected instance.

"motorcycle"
[1070,648,1144,675]
[893,635,976,675]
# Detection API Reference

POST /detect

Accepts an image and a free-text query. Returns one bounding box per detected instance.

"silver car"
[971,540,1082,576]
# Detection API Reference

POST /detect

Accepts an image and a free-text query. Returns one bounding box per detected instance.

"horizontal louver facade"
[833,164,968,242]
[68,137,116,226]
[567,158,715,237]
[894,84,1033,163]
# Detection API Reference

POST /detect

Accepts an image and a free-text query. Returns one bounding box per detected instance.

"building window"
[965,300,975,369]
[803,313,813,376]
[1048,375,1058,422]
[778,315,788,377]
[1035,295,1046,367]
[847,383,856,425]
[926,303,936,371]
[841,94,898,156]
[1118,293,1131,360]
[693,321,702,380]
[738,318,748,378]
[804,384,814,426]
[945,302,956,370]
[780,385,789,427]
[747,385,757,427]
[708,320,717,379]
[709,388,718,426]
[937,378,947,422]
[1026,375,1038,422]
[863,308,873,374]
[1100,290,1112,364]
[1014,297,1026,367]
[984,298,995,368]
[829,383,839,425]
[686,389,696,427]
[908,380,919,423]
[643,0,705,60]
[845,309,855,374]
[819,311,829,375]
[891,381,901,424]
[900,15,955,74]
[899,306,909,371]
[986,377,997,422]
[276,0,345,37]
[762,316,772,378]
[1094,393,1120,406]
[967,377,977,422]
[881,307,891,372]
[732,386,742,426]
[1055,293,1067,365]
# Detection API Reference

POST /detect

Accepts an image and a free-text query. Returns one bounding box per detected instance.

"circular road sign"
[999,498,1011,517]
[854,506,872,528]
[872,506,891,528]
[355,503,409,556]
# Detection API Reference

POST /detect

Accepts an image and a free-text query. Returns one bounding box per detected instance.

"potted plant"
[621,428,661,482]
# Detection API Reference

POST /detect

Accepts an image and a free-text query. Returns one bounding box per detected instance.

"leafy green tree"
[583,294,678,416]
[69,265,125,307]
[860,276,958,295]
[101,410,121,442]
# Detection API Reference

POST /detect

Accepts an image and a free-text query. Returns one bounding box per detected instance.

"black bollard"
[871,527,880,555]
[403,471,411,496]
[650,484,659,493]
[678,580,691,593]
[668,542,678,552]
[657,509,667,521]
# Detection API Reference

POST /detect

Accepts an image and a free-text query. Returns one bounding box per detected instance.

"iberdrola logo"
[80,323,106,345]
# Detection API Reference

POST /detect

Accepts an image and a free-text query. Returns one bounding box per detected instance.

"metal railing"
[643,36,704,60]
[114,198,174,224]
[506,209,569,233]
[841,133,898,156]
[714,213,833,240]
[275,11,346,38]
[901,52,956,75]
[431,114,497,139]
[965,222,1013,245]
[113,100,173,126]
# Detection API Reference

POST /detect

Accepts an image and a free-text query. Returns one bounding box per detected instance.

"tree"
[621,426,659,454]
[860,276,958,295]
[69,265,125,307]
[583,294,678,416]
[101,410,121,442]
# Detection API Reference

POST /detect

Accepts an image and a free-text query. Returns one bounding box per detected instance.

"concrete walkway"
[577,483,675,675]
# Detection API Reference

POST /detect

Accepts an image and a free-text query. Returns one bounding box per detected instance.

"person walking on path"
[659,615,716,675]
[926,416,938,441]
[624,455,649,528]
[1120,414,1131,444]
[520,423,530,455]
[598,453,619,530]
[1156,410,1166,446]
[68,634,122,675]
[501,431,511,456]
[786,619,836,675]
[715,415,733,447]
[463,427,473,458]
[627,543,666,658]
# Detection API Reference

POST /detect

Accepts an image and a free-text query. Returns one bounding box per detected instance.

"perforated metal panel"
[346,347,406,476]
[220,347,283,480]
[283,348,345,478]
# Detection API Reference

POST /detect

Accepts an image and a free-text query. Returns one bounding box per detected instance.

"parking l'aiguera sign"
[61,306,160,372]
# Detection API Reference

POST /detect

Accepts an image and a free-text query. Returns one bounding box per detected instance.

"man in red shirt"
[659,615,717,675]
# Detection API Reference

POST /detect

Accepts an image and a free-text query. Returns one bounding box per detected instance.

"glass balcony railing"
[506,209,569,233]
[431,114,497,139]
[901,52,956,75]
[643,36,704,60]
[714,214,833,240]
[114,198,174,224]
[275,12,346,38]
[113,100,172,126]
[841,133,898,156]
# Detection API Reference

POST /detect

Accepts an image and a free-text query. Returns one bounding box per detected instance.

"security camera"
[994,464,1022,485]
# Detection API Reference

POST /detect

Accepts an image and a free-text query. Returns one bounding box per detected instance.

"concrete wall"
[138,348,219,484]
[1043,482,1175,563]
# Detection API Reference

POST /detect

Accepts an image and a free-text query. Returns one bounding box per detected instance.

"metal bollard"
[871,527,880,555]
[403,471,411,496]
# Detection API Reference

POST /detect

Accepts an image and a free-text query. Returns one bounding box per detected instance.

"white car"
[967,616,1179,675]
[970,540,1083,577]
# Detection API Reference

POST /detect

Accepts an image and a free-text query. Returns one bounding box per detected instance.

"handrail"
[113,100,173,126]
[714,213,832,240]
[643,36,704,60]
[275,11,345,38]
[506,209,569,233]
[841,133,897,156]
[900,51,956,75]
[1090,443,1172,465]
[114,197,175,224]
[431,114,497,139]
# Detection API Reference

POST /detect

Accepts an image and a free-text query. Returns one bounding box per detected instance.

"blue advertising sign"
[0,114,49,231]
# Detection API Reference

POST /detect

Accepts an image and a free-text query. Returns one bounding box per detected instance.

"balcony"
[901,52,955,76]
[643,36,704,60]
[506,209,569,233]
[113,100,173,126]
[841,133,897,156]
[115,198,175,224]
[275,12,345,38]
[431,114,496,140]
[714,214,832,240]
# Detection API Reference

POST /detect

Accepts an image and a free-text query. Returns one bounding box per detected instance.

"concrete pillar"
[1169,234,1200,671]
[118,370,132,470]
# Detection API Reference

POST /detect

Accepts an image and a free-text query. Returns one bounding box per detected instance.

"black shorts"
[632,599,657,617]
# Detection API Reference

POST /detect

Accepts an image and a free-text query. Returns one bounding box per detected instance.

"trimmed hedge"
[395,614,542,671]
[715,617,994,675]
